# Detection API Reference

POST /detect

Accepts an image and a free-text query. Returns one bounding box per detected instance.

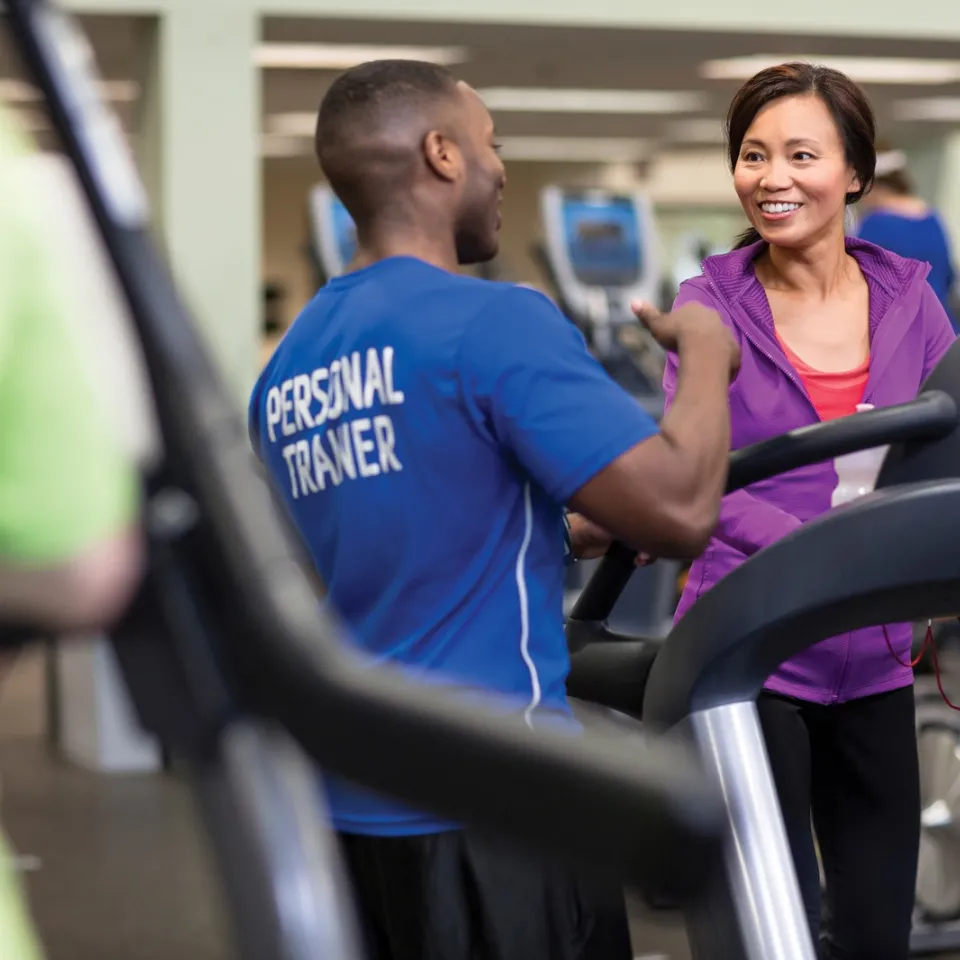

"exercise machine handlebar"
[569,391,958,624]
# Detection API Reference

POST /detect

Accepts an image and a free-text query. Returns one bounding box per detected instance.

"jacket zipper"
[704,270,848,700]
[829,293,920,701]
[704,273,821,421]
[829,299,913,702]
[703,261,924,704]
[833,635,852,704]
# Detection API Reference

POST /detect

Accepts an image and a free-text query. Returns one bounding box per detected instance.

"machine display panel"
[561,194,642,287]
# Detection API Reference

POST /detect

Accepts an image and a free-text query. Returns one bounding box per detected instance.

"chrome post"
[689,702,817,960]
[194,721,365,960]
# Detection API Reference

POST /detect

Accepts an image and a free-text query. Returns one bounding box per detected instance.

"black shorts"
[338,829,633,960]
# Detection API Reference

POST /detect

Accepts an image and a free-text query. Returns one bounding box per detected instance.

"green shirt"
[0,832,43,960]
[0,106,140,960]
[0,108,137,562]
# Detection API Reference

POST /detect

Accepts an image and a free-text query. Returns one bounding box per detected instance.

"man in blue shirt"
[250,59,738,960]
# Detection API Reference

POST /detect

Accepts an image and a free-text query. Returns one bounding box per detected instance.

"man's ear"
[423,130,461,183]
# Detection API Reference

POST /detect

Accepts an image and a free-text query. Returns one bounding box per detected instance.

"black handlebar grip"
[568,541,637,623]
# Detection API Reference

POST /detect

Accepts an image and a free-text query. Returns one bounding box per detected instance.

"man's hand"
[567,513,658,566]
[632,300,741,380]
[567,512,614,560]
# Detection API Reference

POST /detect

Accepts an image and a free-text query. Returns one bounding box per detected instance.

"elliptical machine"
[536,185,680,639]
[537,186,665,418]
[565,359,960,959]
[911,617,960,954]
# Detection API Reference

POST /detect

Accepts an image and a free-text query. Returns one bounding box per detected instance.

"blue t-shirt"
[857,210,957,329]
[248,256,658,835]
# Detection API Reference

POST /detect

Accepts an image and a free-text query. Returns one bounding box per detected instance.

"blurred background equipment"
[307,184,356,288]
[535,186,664,415]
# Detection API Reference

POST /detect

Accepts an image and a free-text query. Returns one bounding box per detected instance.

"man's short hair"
[314,60,460,225]
[315,59,458,160]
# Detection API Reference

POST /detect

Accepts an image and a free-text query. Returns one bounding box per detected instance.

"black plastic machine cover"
[566,350,960,728]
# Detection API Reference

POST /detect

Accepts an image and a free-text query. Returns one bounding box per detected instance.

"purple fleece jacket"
[668,237,956,705]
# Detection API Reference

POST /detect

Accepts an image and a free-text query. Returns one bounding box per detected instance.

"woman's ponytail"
[733,226,763,249]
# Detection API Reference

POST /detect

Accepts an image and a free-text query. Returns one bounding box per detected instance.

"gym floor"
[0,653,687,959]
[0,653,941,960]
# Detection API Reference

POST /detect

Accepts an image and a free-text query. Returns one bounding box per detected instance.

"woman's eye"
[794,151,815,162]
[743,152,763,163]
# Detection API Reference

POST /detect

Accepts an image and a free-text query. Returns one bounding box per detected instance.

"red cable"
[884,621,960,712]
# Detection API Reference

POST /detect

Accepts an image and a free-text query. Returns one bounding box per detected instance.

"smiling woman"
[663,60,958,960]
[727,62,876,251]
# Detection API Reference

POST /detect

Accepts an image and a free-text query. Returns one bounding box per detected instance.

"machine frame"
[307,183,356,283]
[540,184,661,323]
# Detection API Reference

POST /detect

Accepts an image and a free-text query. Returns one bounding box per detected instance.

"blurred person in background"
[856,144,958,331]
[667,63,955,959]
[0,103,143,958]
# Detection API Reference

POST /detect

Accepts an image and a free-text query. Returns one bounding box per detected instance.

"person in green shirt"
[0,107,141,627]
[0,105,143,959]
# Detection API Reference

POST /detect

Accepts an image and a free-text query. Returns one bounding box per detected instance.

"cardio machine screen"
[561,195,642,287]
[331,195,357,270]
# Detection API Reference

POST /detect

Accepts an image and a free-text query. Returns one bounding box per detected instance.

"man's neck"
[352,225,459,275]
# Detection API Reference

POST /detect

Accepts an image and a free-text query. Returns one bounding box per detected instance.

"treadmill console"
[542,187,677,639]
[308,184,357,285]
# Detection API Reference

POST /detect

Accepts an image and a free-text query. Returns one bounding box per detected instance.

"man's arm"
[458,286,737,561]
[0,538,140,633]
[566,304,736,557]
[0,110,141,631]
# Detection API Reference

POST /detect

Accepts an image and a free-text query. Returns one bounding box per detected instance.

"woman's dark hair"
[726,61,877,249]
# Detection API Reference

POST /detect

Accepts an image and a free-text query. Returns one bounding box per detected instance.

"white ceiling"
[4,13,960,161]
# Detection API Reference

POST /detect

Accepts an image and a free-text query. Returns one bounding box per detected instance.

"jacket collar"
[701,237,929,329]
[700,237,931,407]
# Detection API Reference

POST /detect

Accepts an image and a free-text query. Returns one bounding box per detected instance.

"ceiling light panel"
[255,43,468,69]
[668,118,726,143]
[266,112,317,137]
[893,97,960,121]
[260,134,314,158]
[0,78,139,103]
[702,55,960,85]
[478,87,706,114]
[497,137,650,162]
